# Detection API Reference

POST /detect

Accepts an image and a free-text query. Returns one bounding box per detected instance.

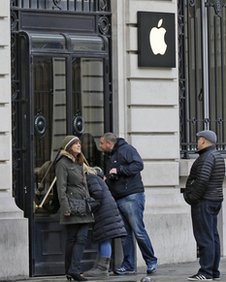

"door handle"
[73,116,84,135]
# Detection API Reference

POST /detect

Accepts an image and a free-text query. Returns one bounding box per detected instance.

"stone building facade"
[0,0,29,280]
[0,0,225,279]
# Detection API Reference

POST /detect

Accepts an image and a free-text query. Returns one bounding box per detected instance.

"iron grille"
[178,0,226,158]
[10,0,110,12]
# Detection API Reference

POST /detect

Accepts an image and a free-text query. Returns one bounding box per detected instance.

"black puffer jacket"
[105,138,144,199]
[86,173,127,242]
[184,145,225,205]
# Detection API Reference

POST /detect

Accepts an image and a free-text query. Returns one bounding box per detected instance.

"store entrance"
[14,32,111,276]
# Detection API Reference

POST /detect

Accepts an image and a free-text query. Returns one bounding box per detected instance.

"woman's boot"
[84,256,110,277]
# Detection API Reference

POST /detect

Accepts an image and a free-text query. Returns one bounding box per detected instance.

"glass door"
[72,57,104,167]
[33,56,106,216]
[33,56,67,275]
[32,54,108,275]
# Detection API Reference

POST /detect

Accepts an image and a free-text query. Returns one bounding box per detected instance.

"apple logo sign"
[149,19,167,55]
[137,11,175,67]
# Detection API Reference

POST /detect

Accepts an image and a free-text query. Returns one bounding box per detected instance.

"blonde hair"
[83,163,97,175]
[83,164,104,177]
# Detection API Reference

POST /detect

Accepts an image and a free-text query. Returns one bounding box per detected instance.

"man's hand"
[109,168,117,174]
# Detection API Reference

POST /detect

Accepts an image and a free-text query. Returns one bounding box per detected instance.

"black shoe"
[67,273,87,281]
[114,266,136,275]
[213,271,221,280]
[187,273,213,281]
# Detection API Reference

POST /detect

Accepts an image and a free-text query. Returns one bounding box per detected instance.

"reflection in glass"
[72,58,104,167]
[71,35,104,51]
[31,33,65,49]
[33,57,66,214]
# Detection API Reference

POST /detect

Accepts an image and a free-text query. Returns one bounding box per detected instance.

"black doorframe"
[12,14,112,274]
[11,2,112,275]
[11,3,112,212]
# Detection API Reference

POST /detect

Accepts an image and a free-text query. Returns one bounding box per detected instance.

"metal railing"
[178,0,226,158]
[11,0,110,12]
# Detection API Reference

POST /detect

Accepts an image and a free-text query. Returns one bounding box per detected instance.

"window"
[179,0,226,157]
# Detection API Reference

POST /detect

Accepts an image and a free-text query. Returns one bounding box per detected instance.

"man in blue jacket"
[99,132,157,275]
[183,130,225,281]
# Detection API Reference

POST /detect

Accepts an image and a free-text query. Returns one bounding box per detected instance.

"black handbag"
[67,194,95,216]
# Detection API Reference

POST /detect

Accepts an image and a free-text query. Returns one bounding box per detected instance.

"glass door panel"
[30,55,107,275]
[34,56,66,213]
[32,56,67,275]
[72,57,104,167]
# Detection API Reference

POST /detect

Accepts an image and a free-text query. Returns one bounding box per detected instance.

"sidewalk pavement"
[13,257,226,282]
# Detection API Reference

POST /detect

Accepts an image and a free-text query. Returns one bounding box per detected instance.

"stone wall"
[111,0,197,266]
[0,0,29,280]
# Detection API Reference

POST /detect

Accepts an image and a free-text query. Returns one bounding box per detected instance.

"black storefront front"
[11,0,112,276]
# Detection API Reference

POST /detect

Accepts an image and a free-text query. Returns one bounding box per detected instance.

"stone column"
[0,0,29,280]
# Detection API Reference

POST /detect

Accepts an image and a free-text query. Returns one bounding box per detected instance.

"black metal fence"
[11,0,110,12]
[178,0,226,158]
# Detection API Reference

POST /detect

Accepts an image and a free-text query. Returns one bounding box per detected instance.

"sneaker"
[187,273,213,281]
[147,263,157,274]
[114,266,136,275]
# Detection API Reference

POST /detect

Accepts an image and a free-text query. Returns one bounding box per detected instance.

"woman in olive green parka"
[55,135,94,282]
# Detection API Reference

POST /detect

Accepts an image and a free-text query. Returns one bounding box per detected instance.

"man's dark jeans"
[117,192,157,270]
[191,199,222,278]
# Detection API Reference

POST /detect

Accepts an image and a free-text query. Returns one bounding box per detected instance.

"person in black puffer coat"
[183,130,225,281]
[83,165,127,278]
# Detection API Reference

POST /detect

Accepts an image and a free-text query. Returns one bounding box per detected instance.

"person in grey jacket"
[55,135,94,282]
[183,130,225,281]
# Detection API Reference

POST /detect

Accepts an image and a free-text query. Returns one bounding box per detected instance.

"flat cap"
[196,130,217,144]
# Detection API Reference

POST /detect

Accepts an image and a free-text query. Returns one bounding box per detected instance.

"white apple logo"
[149,19,167,55]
